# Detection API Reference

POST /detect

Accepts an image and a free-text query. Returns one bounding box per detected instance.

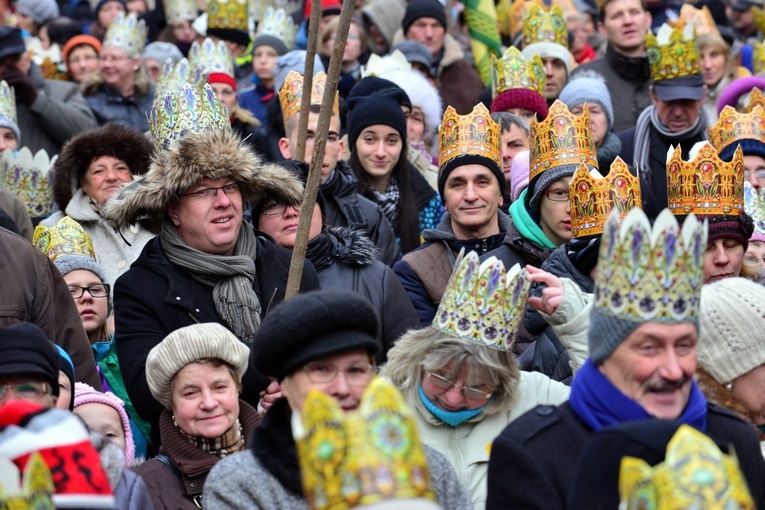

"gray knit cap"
[146,323,250,409]
[558,70,614,130]
[526,163,579,214]
[16,0,59,26]
[142,42,183,65]
[54,254,108,283]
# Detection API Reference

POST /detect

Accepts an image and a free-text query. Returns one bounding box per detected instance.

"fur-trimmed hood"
[328,226,378,267]
[105,129,304,230]
[52,123,154,211]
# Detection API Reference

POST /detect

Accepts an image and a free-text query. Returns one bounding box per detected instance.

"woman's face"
[15,11,36,35]
[745,240,765,269]
[538,177,572,247]
[732,364,765,426]
[74,402,127,453]
[210,82,238,113]
[420,362,494,412]
[408,107,426,144]
[126,0,147,14]
[56,371,72,410]
[703,238,745,283]
[571,103,607,147]
[0,127,18,152]
[172,20,196,44]
[355,124,403,183]
[252,45,279,85]
[98,1,127,28]
[81,155,133,205]
[701,46,727,88]
[171,362,240,439]
[342,24,363,64]
[64,270,109,341]
[257,202,322,249]
[68,45,100,84]
[99,46,139,90]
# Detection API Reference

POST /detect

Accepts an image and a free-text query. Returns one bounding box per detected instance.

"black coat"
[486,402,765,509]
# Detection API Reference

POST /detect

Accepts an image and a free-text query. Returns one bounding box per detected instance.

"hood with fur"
[105,129,304,230]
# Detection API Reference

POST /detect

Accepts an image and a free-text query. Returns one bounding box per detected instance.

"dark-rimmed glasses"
[179,183,241,200]
[68,283,111,299]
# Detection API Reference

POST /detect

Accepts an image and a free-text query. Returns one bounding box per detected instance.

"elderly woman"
[134,322,261,509]
[204,289,473,509]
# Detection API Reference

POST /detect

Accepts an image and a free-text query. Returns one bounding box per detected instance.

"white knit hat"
[697,278,765,384]
[146,323,250,409]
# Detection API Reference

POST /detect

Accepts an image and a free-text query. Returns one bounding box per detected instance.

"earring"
[725,382,733,392]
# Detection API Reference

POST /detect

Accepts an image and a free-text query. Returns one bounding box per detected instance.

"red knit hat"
[491,88,548,120]
[304,0,342,20]
[208,72,237,91]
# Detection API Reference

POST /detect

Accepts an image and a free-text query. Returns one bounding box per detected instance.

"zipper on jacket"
[265,287,278,315]
[188,310,201,324]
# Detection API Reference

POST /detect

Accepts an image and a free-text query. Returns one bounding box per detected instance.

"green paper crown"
[164,0,197,25]
[155,58,206,100]
[0,80,16,125]
[645,23,701,82]
[188,37,235,78]
[103,13,147,57]
[255,7,297,49]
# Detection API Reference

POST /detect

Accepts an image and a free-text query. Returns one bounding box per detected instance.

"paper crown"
[497,0,543,38]
[669,4,720,37]
[1,147,56,218]
[529,99,598,181]
[569,158,642,238]
[278,71,340,123]
[361,50,411,79]
[522,4,568,48]
[666,141,745,216]
[746,87,765,113]
[645,23,701,82]
[250,0,269,22]
[619,425,755,509]
[255,7,297,49]
[754,41,765,76]
[207,0,249,31]
[32,216,96,262]
[709,105,765,155]
[155,58,207,101]
[188,37,235,78]
[0,81,16,125]
[295,378,437,510]
[164,0,197,25]
[594,208,705,325]
[754,6,765,38]
[744,181,765,238]
[491,46,545,98]
[438,104,502,173]
[432,251,531,351]
[0,453,54,509]
[103,13,147,57]
[149,82,230,150]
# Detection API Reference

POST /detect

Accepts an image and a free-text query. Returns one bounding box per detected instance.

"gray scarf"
[160,222,261,343]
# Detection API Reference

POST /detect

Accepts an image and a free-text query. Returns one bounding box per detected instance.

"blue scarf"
[569,359,707,432]
[418,386,491,427]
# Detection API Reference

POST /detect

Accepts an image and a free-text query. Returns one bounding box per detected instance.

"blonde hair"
[697,34,737,86]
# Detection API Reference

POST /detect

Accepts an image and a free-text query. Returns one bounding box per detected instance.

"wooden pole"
[285,0,355,299]
[294,0,321,163]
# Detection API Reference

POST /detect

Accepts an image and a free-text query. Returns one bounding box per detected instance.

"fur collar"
[327,226,378,267]
[250,398,303,497]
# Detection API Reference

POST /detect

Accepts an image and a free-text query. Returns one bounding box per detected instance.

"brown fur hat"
[105,129,304,230]
[52,123,153,211]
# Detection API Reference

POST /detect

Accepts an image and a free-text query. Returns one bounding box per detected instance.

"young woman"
[698,33,738,125]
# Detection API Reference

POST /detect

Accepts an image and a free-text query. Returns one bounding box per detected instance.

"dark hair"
[44,17,84,47]
[490,112,530,136]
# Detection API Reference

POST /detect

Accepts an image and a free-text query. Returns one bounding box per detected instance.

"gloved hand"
[1,66,38,106]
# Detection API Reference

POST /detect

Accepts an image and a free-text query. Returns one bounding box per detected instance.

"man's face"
[744,154,765,190]
[651,91,704,133]
[500,125,529,179]
[167,177,244,256]
[600,0,651,56]
[542,57,567,102]
[599,322,698,419]
[727,4,756,36]
[405,17,445,58]
[443,164,503,239]
[279,111,344,184]
[0,376,56,408]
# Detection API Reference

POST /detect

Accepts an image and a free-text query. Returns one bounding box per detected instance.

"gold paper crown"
[569,158,642,238]
[188,37,235,78]
[278,71,340,124]
[709,105,765,155]
[746,87,765,113]
[0,80,16,128]
[438,104,502,173]
[666,141,745,216]
[432,250,531,351]
[255,7,297,50]
[491,46,545,98]
[207,0,248,31]
[529,100,598,181]
[644,23,701,82]
[149,83,230,150]
[1,147,56,218]
[594,208,705,324]
[295,378,437,510]
[668,4,720,37]
[164,0,197,25]
[103,13,147,57]
[754,41,765,76]
[619,425,755,509]
[155,58,207,101]
[0,452,54,509]
[754,6,765,37]
[522,4,568,48]
[32,216,96,261]
[744,181,765,238]
[497,0,543,38]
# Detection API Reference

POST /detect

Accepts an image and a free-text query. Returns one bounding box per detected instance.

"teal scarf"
[418,386,491,427]
[509,189,557,249]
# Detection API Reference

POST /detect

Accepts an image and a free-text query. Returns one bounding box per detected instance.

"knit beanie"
[73,382,135,468]
[697,277,765,384]
[53,345,75,410]
[438,154,506,202]
[347,76,412,112]
[510,150,530,202]
[526,164,579,215]
[522,43,572,76]
[0,323,59,397]
[53,254,112,314]
[63,35,102,63]
[402,0,447,35]
[16,0,59,26]
[145,323,250,409]
[696,212,755,251]
[719,138,765,161]
[141,41,183,65]
[92,0,127,17]
[491,88,549,120]
[558,71,614,130]
[347,89,409,150]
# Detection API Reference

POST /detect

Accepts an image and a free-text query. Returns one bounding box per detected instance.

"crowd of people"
[0,0,765,508]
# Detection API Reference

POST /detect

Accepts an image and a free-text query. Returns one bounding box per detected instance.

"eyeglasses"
[744,170,765,184]
[261,202,301,217]
[425,371,494,401]
[0,382,50,401]
[179,183,241,200]
[98,55,131,63]
[545,189,570,202]
[68,283,111,299]
[302,361,375,386]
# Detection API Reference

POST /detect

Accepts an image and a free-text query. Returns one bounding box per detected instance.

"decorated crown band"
[666,141,745,216]
[744,181,765,238]
[709,105,765,155]
[594,208,706,324]
[522,3,568,48]
[438,104,502,173]
[669,4,720,37]
[529,99,598,181]
[103,13,147,57]
[619,425,755,509]
[746,87,765,113]
[255,7,297,49]
[432,250,531,351]
[155,58,207,100]
[491,46,545,98]
[295,378,437,510]
[1,147,56,218]
[0,453,54,509]
[32,216,96,261]
[278,71,340,125]
[645,23,701,82]
[0,81,16,126]
[188,37,235,78]
[207,0,249,31]
[164,0,197,25]
[569,158,642,238]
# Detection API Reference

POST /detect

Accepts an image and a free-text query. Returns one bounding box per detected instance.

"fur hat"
[52,124,153,212]
[105,129,304,230]
[73,382,135,468]
[376,68,442,140]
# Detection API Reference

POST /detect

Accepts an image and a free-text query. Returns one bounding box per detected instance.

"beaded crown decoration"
[744,181,765,239]
[155,58,206,101]
[438,104,502,173]
[188,37,235,78]
[432,250,531,351]
[529,99,598,181]
[1,147,56,218]
[295,378,437,510]
[164,0,197,25]
[522,4,568,48]
[569,157,642,238]
[491,46,545,98]
[746,88,765,113]
[278,71,339,126]
[0,453,54,509]
[255,7,297,49]
[666,141,745,216]
[709,105,765,155]
[0,81,16,128]
[619,425,755,510]
[33,216,96,262]
[669,4,720,37]
[207,0,248,31]
[103,13,147,57]
[645,23,701,82]
[594,208,705,325]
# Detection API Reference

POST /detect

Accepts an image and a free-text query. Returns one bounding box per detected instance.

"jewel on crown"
[744,181,765,237]
[0,80,16,126]
[1,147,56,218]
[103,13,147,57]
[644,22,700,82]
[278,71,339,125]
[32,216,96,262]
[522,3,568,48]
[256,7,297,49]
[438,104,502,173]
[709,105,765,155]
[491,46,545,98]
[207,0,249,31]
[569,157,642,238]
[155,58,206,100]
[666,141,745,216]
[163,0,197,25]
[529,99,598,181]
[188,37,235,78]
[432,251,531,351]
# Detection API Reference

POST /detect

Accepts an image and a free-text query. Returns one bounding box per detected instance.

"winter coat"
[409,371,570,510]
[238,82,274,126]
[113,233,320,445]
[134,402,261,510]
[485,217,554,270]
[394,211,510,326]
[85,83,155,133]
[0,189,33,240]
[203,398,475,509]
[486,402,765,509]
[114,470,155,510]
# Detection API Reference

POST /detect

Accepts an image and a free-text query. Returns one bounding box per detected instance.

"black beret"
[251,289,380,380]
[0,323,60,397]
